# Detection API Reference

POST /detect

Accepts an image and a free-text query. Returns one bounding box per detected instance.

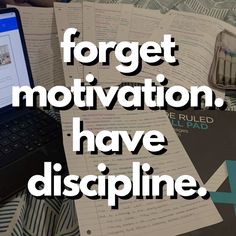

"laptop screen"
[0,11,31,108]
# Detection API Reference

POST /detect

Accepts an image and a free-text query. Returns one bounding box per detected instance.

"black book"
[167,108,236,236]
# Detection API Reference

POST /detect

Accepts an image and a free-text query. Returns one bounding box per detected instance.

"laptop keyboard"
[0,110,61,168]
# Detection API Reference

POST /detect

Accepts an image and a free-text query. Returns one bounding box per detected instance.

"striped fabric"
[1,0,236,235]
[0,190,80,236]
[176,0,231,20]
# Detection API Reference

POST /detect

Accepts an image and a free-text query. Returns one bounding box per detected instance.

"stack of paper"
[52,2,236,236]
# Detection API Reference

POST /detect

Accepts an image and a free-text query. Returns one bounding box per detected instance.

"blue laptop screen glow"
[0,12,31,108]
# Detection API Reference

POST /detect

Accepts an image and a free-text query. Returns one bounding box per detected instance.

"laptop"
[0,8,67,201]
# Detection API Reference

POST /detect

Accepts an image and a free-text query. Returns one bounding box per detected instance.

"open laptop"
[0,8,67,201]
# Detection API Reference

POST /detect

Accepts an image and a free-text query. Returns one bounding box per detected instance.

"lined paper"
[55,3,223,236]
[11,5,65,89]
[60,103,222,236]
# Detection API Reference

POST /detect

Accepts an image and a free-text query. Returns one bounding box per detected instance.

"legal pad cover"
[167,108,236,236]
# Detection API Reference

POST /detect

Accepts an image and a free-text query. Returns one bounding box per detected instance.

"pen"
[225,52,231,85]
[217,49,225,85]
[231,54,236,85]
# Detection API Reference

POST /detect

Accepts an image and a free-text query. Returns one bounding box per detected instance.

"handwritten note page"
[54,2,84,176]
[54,2,83,87]
[82,2,126,87]
[11,6,64,89]
[61,104,222,236]
[116,7,163,43]
[55,4,222,236]
[115,6,165,83]
[142,10,234,98]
